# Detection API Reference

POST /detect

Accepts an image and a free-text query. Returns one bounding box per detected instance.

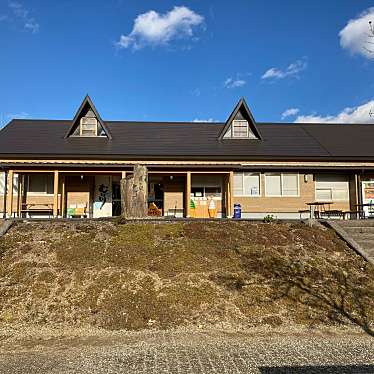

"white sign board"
[93,175,112,218]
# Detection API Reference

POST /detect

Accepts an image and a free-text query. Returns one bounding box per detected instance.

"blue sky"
[0,0,374,127]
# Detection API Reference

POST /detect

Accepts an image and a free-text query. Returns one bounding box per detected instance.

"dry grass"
[0,220,373,333]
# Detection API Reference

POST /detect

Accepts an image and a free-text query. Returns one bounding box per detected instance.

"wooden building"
[1,96,374,219]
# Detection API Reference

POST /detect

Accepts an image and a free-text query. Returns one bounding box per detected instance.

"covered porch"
[148,171,234,218]
[2,169,125,219]
[1,168,235,219]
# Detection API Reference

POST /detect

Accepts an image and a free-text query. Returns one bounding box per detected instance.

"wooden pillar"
[228,171,234,218]
[17,173,22,217]
[22,174,28,217]
[6,170,14,218]
[3,170,8,219]
[185,172,191,218]
[61,175,66,218]
[53,170,59,217]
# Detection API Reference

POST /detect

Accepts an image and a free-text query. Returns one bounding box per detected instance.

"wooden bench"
[320,210,345,219]
[20,204,53,218]
[343,210,365,220]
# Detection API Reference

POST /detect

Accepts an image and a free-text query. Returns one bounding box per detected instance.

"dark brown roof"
[0,118,374,161]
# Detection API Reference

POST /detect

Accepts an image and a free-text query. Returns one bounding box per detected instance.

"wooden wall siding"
[233,174,351,213]
[65,176,94,213]
[163,176,185,215]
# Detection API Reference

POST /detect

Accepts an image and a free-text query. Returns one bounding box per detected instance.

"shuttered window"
[232,120,249,138]
[80,117,97,136]
[315,175,349,201]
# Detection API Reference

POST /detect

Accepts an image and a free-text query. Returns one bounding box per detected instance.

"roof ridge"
[105,120,224,124]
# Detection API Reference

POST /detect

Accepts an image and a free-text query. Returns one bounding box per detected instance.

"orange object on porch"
[208,199,217,218]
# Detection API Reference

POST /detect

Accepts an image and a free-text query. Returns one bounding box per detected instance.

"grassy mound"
[0,220,373,333]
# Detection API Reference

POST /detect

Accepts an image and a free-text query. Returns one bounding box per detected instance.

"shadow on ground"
[259,365,374,374]
[238,236,374,336]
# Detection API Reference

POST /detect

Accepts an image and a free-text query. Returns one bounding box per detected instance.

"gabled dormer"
[219,98,262,140]
[65,95,112,139]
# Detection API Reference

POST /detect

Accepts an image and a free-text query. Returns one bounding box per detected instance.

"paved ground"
[0,329,373,373]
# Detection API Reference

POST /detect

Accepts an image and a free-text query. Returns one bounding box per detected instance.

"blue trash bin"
[233,203,241,219]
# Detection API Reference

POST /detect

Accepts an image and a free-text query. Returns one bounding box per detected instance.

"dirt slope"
[0,220,373,333]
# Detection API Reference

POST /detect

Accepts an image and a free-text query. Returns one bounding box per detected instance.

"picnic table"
[306,201,333,219]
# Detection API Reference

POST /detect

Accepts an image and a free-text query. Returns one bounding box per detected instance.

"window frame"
[232,120,249,138]
[80,117,98,137]
[315,175,349,202]
[264,173,300,197]
[233,172,261,197]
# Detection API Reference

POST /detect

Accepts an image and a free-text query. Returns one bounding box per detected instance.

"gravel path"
[0,329,373,373]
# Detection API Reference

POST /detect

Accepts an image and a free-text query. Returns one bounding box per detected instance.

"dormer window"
[80,117,97,136]
[232,120,249,138]
[219,98,262,141]
[65,95,112,139]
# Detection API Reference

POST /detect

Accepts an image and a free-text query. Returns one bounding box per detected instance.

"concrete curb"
[324,220,374,265]
[0,220,14,238]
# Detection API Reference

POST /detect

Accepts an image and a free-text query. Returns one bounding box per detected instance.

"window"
[315,175,349,201]
[282,174,299,196]
[80,117,97,136]
[28,174,54,195]
[265,173,299,197]
[234,172,260,196]
[232,120,249,138]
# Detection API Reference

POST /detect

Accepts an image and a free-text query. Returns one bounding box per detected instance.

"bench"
[20,204,54,218]
[320,210,345,219]
[343,210,365,220]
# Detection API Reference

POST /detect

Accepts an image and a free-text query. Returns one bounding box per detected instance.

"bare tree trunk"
[120,165,148,218]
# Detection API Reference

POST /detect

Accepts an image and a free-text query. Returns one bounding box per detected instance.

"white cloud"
[8,1,39,33]
[281,108,300,120]
[6,112,29,120]
[224,78,246,89]
[193,118,215,123]
[295,100,374,124]
[262,59,307,80]
[339,7,374,59]
[117,6,204,50]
